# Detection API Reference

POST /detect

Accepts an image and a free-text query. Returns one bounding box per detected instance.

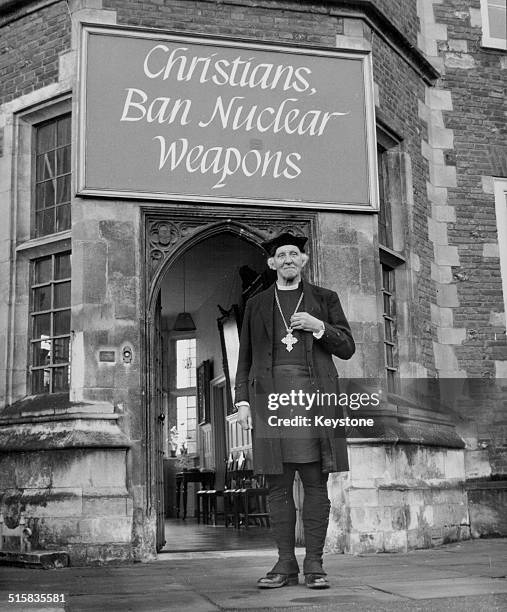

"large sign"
[78,25,377,210]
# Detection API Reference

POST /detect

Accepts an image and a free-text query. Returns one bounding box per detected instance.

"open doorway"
[156,230,274,552]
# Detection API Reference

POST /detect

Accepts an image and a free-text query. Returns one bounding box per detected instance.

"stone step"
[0,550,69,569]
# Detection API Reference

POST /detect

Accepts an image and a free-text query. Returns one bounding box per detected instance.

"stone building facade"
[0,0,505,565]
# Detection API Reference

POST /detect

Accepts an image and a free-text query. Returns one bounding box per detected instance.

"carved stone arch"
[145,209,317,313]
[141,205,317,548]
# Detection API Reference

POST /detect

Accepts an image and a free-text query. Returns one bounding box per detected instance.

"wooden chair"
[236,473,270,529]
[196,472,216,524]
[196,456,235,526]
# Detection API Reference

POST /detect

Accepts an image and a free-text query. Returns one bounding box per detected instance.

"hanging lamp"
[173,256,196,331]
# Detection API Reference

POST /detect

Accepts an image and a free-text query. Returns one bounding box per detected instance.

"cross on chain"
[281,330,298,352]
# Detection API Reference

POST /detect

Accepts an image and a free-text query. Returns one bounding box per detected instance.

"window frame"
[28,250,72,395]
[14,94,72,244]
[480,0,507,50]
[380,262,399,393]
[169,333,198,456]
[376,127,405,389]
[33,113,72,239]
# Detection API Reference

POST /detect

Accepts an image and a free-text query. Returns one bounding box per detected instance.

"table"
[175,470,215,520]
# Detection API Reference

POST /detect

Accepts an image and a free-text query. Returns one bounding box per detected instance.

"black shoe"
[305,574,329,589]
[257,573,299,589]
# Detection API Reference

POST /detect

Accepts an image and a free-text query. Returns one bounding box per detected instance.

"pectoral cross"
[281,330,298,352]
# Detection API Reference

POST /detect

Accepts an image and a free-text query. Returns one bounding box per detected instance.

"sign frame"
[77,23,378,211]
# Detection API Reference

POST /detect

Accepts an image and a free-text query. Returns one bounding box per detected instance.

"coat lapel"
[259,283,274,341]
[303,280,321,317]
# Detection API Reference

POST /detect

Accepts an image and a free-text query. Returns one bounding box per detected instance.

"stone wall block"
[78,517,132,543]
[464,449,492,479]
[359,342,385,378]
[444,450,465,479]
[433,502,468,526]
[406,504,424,530]
[348,295,378,323]
[383,530,408,552]
[429,164,457,187]
[110,276,138,320]
[407,527,431,549]
[447,39,468,52]
[20,487,83,518]
[348,531,384,554]
[437,327,466,344]
[82,494,129,517]
[349,445,387,483]
[78,241,108,304]
[426,88,453,110]
[431,263,452,284]
[428,218,448,245]
[427,182,448,205]
[391,446,445,481]
[483,243,500,258]
[468,488,507,537]
[321,245,360,296]
[347,488,379,507]
[52,450,126,489]
[431,304,454,327]
[435,282,459,305]
[434,342,460,371]
[432,204,456,222]
[431,487,465,506]
[378,488,407,507]
[444,53,475,69]
[37,518,82,546]
[428,125,454,150]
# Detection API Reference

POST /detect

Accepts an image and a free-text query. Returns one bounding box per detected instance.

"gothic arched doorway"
[142,207,316,552]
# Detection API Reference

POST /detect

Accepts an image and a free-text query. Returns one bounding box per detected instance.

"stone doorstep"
[0,550,69,569]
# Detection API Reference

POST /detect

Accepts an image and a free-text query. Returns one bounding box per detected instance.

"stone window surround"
[493,178,507,328]
[9,94,72,402]
[372,124,459,435]
[376,125,405,394]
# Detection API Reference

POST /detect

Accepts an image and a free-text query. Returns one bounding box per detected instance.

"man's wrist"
[312,320,325,339]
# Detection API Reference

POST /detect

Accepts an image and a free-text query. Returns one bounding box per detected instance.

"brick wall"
[0,1,71,106]
[421,0,507,477]
[433,0,506,376]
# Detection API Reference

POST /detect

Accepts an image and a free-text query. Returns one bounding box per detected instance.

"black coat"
[234,279,355,474]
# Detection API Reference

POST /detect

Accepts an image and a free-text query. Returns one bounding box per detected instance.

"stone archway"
[141,204,317,551]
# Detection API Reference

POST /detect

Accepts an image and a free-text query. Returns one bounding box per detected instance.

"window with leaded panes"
[34,115,71,237]
[30,252,71,394]
[381,264,398,393]
[170,338,197,456]
[377,131,404,391]
[176,338,196,389]
[377,144,393,250]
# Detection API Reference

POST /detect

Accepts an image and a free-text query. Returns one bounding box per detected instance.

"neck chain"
[275,288,304,352]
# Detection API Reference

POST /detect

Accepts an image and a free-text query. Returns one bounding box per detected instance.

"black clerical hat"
[261,232,308,256]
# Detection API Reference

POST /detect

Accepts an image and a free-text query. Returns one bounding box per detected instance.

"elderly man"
[235,231,355,589]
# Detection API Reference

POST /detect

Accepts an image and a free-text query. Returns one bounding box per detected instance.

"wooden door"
[153,293,165,551]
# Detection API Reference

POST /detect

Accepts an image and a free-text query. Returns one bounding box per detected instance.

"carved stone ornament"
[146,213,314,283]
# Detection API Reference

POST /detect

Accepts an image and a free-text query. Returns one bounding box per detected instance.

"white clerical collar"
[276,282,301,291]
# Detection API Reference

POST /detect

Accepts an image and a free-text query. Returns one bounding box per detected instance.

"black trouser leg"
[266,464,299,574]
[297,462,330,575]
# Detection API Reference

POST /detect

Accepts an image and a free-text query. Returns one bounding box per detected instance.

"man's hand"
[237,403,252,430]
[290,312,324,333]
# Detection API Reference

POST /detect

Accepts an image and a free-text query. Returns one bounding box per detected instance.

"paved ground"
[0,538,506,611]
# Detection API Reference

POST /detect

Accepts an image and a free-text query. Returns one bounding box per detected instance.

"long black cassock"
[234,279,356,475]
